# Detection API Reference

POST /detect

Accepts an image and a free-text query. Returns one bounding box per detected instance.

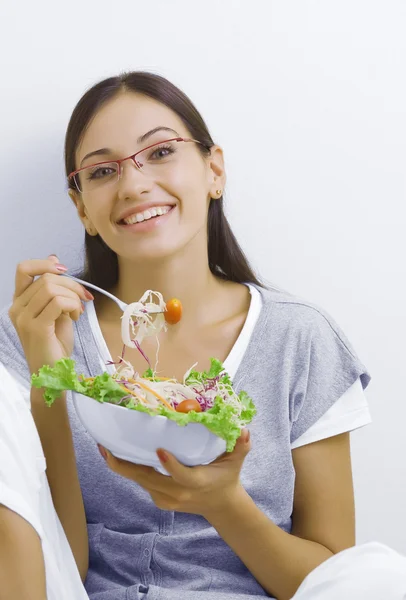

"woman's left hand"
[98,429,251,518]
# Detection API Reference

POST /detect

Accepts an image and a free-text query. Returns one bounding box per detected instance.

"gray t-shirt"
[0,284,371,600]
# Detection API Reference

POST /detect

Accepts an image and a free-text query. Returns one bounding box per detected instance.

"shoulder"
[255,284,360,360]
[0,304,30,382]
[0,303,20,348]
[248,285,371,441]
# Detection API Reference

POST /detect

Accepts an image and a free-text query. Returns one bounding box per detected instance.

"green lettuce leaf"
[121,396,244,451]
[141,367,160,382]
[31,359,128,407]
[31,358,89,406]
[31,358,256,451]
[86,372,129,403]
[185,357,225,385]
[237,390,257,422]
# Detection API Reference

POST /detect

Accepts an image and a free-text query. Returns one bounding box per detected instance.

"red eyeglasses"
[68,137,208,194]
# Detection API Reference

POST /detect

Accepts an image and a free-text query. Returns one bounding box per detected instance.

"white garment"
[292,542,406,599]
[86,283,372,449]
[0,362,88,600]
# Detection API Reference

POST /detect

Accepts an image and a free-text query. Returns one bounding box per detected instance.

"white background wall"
[0,1,405,553]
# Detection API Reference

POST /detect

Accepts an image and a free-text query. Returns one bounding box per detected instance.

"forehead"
[76,92,188,162]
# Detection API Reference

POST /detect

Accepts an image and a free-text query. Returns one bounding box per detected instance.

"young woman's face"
[72,92,224,263]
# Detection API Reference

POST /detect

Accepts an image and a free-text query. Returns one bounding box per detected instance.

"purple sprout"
[106,356,124,367]
[132,339,151,367]
[106,345,127,368]
[110,394,132,406]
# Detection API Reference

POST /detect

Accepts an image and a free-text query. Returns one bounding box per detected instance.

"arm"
[6,257,92,582]
[206,433,355,600]
[31,387,89,582]
[0,504,46,600]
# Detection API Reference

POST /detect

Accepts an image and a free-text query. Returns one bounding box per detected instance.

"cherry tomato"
[165,298,182,324]
[176,399,202,413]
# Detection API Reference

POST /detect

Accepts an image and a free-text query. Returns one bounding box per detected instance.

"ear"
[68,190,98,236]
[207,146,226,199]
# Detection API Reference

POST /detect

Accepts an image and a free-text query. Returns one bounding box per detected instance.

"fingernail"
[157,449,168,463]
[97,444,107,460]
[240,429,250,443]
[81,302,85,313]
[55,264,68,272]
[84,289,94,301]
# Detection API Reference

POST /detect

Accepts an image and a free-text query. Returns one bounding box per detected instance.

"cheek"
[163,161,209,207]
[84,197,112,228]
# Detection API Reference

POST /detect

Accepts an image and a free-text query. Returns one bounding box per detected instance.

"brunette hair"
[64,72,263,289]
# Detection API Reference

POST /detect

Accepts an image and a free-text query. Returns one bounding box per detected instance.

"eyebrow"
[79,126,180,167]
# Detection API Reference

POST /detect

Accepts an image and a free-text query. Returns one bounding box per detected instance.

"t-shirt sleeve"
[289,306,371,445]
[291,377,372,449]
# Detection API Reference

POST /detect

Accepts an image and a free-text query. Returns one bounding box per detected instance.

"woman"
[0,72,388,599]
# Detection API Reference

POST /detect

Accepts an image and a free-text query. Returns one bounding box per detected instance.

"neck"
[111,248,226,326]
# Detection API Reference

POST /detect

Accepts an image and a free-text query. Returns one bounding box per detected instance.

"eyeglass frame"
[68,137,210,193]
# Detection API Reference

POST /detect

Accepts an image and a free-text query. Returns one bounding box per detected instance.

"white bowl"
[73,393,227,475]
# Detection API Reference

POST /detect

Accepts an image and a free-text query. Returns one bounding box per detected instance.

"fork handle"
[62,274,128,311]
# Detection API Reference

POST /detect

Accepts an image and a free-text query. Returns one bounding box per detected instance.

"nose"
[116,157,153,200]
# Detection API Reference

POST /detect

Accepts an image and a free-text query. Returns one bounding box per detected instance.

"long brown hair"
[64,72,263,289]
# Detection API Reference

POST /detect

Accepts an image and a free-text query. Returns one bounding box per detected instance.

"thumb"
[232,428,251,458]
[156,449,196,484]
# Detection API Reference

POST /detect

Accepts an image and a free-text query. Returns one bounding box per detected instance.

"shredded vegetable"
[121,290,167,348]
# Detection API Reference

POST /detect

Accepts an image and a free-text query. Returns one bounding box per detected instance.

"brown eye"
[88,166,116,180]
[148,145,176,161]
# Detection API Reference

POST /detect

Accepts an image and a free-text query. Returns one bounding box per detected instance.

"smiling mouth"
[118,205,174,225]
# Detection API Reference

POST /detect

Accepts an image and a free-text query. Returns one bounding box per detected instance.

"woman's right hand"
[8,255,93,374]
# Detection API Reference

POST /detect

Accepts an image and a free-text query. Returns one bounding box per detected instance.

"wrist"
[203,483,251,523]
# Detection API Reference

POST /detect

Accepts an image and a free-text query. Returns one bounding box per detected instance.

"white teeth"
[122,205,172,225]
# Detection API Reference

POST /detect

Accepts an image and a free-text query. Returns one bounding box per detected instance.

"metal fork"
[63,274,164,313]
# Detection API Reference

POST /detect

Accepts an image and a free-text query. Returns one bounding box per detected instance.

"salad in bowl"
[31,289,256,473]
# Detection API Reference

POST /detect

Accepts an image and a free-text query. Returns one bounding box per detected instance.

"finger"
[16,272,92,308]
[239,428,251,445]
[34,296,84,328]
[156,449,198,487]
[230,428,251,458]
[14,258,68,298]
[212,430,251,463]
[100,447,179,493]
[18,283,85,321]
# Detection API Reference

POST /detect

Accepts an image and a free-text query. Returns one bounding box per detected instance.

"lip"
[116,201,176,224]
